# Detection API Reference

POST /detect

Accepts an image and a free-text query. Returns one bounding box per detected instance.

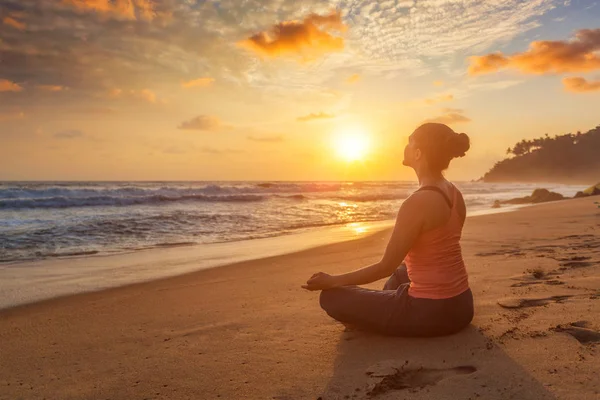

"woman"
[302,123,473,337]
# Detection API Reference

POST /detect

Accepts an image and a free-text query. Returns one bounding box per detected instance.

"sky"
[0,0,599,181]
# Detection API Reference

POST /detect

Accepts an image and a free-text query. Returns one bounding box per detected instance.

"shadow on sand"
[317,324,557,400]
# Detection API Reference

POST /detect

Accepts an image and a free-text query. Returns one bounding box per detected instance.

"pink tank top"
[404,185,470,299]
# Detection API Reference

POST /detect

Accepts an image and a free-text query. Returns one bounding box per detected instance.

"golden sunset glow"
[333,128,370,162]
[0,2,599,181]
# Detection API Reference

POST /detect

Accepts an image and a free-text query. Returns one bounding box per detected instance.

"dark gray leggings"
[319,265,474,337]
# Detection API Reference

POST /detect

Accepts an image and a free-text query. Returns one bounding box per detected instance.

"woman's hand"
[301,272,340,291]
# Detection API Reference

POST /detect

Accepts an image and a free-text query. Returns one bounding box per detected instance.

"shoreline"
[0,203,527,310]
[0,201,528,267]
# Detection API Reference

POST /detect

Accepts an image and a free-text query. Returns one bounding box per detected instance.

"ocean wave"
[334,192,409,202]
[0,182,411,200]
[274,194,307,200]
[0,193,267,209]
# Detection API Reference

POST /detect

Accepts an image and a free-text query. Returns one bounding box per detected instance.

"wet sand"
[1,197,599,399]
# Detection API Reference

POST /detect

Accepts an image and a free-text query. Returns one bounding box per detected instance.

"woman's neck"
[416,168,446,187]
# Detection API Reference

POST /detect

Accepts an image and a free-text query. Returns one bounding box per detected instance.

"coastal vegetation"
[481,125,600,184]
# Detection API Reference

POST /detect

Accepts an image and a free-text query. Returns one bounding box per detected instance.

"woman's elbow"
[375,260,396,281]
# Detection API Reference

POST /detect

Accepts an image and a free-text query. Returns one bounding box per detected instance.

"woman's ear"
[414,148,422,161]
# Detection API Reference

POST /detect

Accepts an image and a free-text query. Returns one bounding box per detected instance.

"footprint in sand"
[475,249,524,257]
[559,261,594,269]
[557,256,592,262]
[510,279,565,287]
[511,269,548,284]
[557,234,596,241]
[366,366,477,397]
[510,281,540,287]
[497,295,573,309]
[551,322,600,344]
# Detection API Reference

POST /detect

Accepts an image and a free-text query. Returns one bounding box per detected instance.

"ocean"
[0,181,588,264]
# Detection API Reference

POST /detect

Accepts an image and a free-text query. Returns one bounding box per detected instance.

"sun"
[333,128,370,162]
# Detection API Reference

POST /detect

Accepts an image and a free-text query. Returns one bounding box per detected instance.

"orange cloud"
[468,53,509,75]
[433,80,444,87]
[563,77,600,93]
[247,135,284,142]
[346,74,361,84]
[0,79,23,92]
[3,16,26,31]
[108,88,159,103]
[424,94,454,105]
[38,85,67,92]
[424,112,471,125]
[297,112,335,122]
[138,89,156,103]
[79,107,117,114]
[198,146,244,155]
[54,129,84,139]
[442,107,464,113]
[62,0,155,21]
[0,111,25,121]
[108,88,123,98]
[469,28,600,75]
[178,115,222,131]
[181,78,214,88]
[239,10,347,60]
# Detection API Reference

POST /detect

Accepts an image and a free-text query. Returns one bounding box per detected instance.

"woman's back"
[404,184,470,299]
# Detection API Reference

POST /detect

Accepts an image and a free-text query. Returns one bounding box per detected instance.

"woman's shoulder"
[404,187,449,214]
[410,182,456,205]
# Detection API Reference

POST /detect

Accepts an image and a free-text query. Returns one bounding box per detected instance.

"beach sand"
[1,197,599,399]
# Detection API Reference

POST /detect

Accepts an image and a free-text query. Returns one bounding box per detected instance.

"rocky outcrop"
[501,188,565,205]
[575,183,600,198]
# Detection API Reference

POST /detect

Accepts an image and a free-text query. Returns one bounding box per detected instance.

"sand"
[1,197,599,400]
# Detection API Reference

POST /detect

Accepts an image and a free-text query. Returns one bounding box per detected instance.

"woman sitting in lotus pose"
[302,123,474,337]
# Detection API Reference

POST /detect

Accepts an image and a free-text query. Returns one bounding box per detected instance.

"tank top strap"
[416,185,453,208]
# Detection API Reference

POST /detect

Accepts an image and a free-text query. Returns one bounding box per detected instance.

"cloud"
[346,74,361,84]
[465,79,524,91]
[424,112,471,125]
[433,81,444,87]
[0,111,25,122]
[181,78,215,89]
[108,88,123,98]
[78,106,117,114]
[138,89,156,103]
[0,0,562,108]
[199,146,244,155]
[54,129,84,139]
[469,28,600,75]
[247,135,284,142]
[61,0,156,21]
[38,85,67,92]
[297,112,335,122]
[0,79,23,92]
[162,146,187,155]
[178,115,222,131]
[562,77,600,93]
[3,16,26,31]
[442,107,464,113]
[424,94,454,105]
[338,0,558,76]
[108,88,160,103]
[238,10,347,60]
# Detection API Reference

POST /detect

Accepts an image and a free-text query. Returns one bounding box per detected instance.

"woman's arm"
[302,195,426,291]
[334,195,424,286]
[334,260,388,287]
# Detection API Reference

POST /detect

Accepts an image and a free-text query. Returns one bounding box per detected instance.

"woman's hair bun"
[449,132,470,158]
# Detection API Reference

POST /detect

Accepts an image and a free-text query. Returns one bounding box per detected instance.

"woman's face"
[402,135,421,168]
